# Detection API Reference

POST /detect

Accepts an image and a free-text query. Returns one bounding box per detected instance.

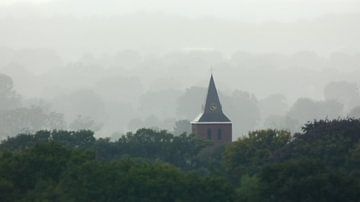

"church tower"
[191,75,232,144]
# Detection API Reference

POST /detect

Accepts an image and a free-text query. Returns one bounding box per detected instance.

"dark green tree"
[224,129,291,181]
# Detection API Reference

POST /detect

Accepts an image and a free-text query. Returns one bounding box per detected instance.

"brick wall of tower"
[191,123,232,144]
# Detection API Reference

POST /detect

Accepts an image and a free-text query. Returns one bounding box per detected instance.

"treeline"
[3,69,360,140]
[1,119,360,201]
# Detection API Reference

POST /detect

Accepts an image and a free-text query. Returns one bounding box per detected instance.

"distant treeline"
[1,119,360,201]
[2,63,360,139]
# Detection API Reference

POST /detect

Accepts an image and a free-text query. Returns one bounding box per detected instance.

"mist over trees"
[0,2,360,139]
[1,49,360,139]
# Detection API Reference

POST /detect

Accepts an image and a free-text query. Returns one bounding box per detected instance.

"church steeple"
[193,75,231,123]
[204,74,223,113]
[191,74,232,143]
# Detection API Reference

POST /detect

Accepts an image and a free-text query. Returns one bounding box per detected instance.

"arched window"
[217,128,222,140]
[207,128,212,140]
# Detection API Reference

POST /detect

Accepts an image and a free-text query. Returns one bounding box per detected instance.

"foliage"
[273,119,360,168]
[173,119,191,135]
[0,107,66,139]
[0,130,95,151]
[224,119,360,201]
[259,159,360,202]
[224,129,291,181]
[1,119,360,201]
[1,129,209,170]
[287,98,343,131]
[99,128,210,170]
[0,143,233,202]
[235,175,262,202]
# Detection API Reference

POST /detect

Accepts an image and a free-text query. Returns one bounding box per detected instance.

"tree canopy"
[1,119,360,201]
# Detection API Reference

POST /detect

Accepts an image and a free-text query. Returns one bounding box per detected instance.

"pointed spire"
[204,74,222,113]
[192,74,231,123]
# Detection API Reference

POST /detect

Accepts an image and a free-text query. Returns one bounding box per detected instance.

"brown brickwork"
[192,123,232,144]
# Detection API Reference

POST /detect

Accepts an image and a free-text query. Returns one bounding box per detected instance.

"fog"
[1,0,360,139]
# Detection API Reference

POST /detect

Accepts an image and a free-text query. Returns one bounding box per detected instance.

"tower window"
[217,129,222,140]
[207,128,212,140]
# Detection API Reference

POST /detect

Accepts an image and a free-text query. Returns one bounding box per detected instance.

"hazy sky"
[1,0,360,22]
[0,0,359,135]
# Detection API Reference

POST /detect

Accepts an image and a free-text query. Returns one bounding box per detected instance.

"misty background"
[1,0,360,140]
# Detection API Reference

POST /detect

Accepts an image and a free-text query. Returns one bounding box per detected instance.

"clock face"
[209,104,217,112]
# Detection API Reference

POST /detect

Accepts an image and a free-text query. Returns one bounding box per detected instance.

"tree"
[1,119,360,201]
[287,98,343,131]
[139,89,182,118]
[0,73,21,110]
[0,142,234,202]
[223,90,261,137]
[173,119,191,135]
[259,94,288,119]
[273,119,360,168]
[0,143,77,201]
[259,159,360,202]
[348,106,360,118]
[224,129,291,182]
[69,115,103,131]
[235,175,262,202]
[176,86,206,119]
[52,89,106,124]
[0,130,95,151]
[110,128,209,169]
[0,107,66,138]
[263,115,299,132]
[127,118,144,131]
[324,81,360,111]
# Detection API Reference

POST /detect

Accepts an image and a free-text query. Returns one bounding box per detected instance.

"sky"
[0,0,360,136]
[1,0,360,22]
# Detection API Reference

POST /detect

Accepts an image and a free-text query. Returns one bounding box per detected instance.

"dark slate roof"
[192,75,231,123]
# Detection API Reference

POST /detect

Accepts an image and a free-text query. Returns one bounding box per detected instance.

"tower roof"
[192,75,231,123]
